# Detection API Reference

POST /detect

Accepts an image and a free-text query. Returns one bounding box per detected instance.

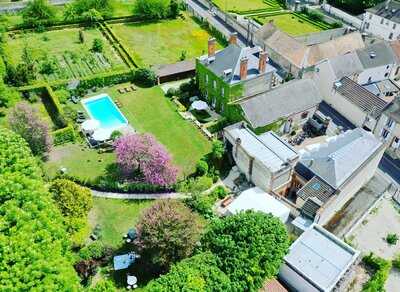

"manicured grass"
[89,198,154,248]
[254,13,325,35]
[110,14,223,66]
[212,0,280,11]
[4,27,126,81]
[104,85,212,176]
[111,0,136,17]
[43,143,116,181]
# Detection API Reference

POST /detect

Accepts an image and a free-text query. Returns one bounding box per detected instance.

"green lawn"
[110,14,223,66]
[89,198,154,248]
[43,143,116,181]
[212,0,281,12]
[4,27,126,81]
[111,0,136,17]
[105,85,212,176]
[255,13,325,35]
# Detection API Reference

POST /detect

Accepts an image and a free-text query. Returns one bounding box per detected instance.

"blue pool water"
[83,94,128,129]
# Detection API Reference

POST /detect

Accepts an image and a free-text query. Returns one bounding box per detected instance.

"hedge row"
[53,125,76,145]
[362,253,392,292]
[235,7,282,15]
[206,117,228,134]
[293,12,333,30]
[76,69,135,91]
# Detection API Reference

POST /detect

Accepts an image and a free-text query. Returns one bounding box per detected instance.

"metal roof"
[224,124,298,173]
[283,224,359,291]
[239,79,322,128]
[299,128,383,188]
[336,77,388,118]
[298,176,336,202]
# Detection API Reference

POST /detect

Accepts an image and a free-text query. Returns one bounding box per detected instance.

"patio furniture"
[125,87,132,92]
[114,99,123,108]
[127,275,138,289]
[118,88,126,94]
[76,117,86,124]
[131,85,137,91]
[71,96,80,104]
[190,100,209,111]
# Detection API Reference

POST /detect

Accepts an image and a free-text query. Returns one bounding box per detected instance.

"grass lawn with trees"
[212,0,282,12]
[254,13,326,35]
[110,14,223,66]
[89,198,154,248]
[4,27,127,82]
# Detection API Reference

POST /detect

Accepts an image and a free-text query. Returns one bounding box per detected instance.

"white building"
[223,123,299,195]
[363,0,400,41]
[279,224,360,292]
[374,96,400,150]
[225,187,291,223]
[292,128,385,225]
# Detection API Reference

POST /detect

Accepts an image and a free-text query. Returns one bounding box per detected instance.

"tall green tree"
[133,0,171,19]
[201,211,290,291]
[0,128,80,290]
[328,0,384,15]
[22,0,56,27]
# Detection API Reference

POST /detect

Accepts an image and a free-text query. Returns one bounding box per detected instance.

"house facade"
[363,0,400,41]
[196,34,279,122]
[223,123,299,195]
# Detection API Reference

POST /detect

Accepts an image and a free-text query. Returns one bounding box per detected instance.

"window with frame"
[381,18,384,24]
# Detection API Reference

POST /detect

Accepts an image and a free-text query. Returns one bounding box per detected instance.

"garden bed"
[212,0,282,13]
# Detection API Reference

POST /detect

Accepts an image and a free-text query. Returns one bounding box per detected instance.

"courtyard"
[110,14,224,67]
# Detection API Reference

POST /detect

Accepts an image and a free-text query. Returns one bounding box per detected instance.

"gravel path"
[91,190,186,200]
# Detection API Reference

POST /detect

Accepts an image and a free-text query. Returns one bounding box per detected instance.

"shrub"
[178,176,213,193]
[134,200,204,272]
[53,125,76,145]
[115,133,178,186]
[134,0,171,20]
[184,187,225,219]
[386,233,398,245]
[79,242,107,260]
[196,159,209,176]
[8,101,52,156]
[110,130,123,140]
[165,87,180,98]
[134,68,157,87]
[145,252,232,291]
[206,117,228,134]
[92,38,103,53]
[393,253,400,270]
[55,89,70,104]
[22,0,56,27]
[201,211,290,291]
[362,253,391,292]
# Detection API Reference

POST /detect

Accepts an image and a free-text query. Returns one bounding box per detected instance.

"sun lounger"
[131,85,137,91]
[118,88,126,94]
[71,96,80,104]
[125,87,132,92]
[76,117,86,124]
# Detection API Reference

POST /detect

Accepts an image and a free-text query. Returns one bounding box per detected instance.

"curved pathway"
[91,190,186,200]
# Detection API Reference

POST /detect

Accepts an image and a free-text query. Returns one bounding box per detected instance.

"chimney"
[240,57,248,80]
[258,51,268,74]
[229,32,238,45]
[208,38,216,58]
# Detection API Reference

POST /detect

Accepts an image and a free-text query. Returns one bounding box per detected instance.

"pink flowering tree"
[8,101,52,156]
[114,133,178,186]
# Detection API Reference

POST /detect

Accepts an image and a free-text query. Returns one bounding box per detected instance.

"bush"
[134,0,171,20]
[77,70,135,92]
[92,38,103,53]
[165,87,180,98]
[178,176,213,193]
[386,233,398,245]
[196,159,209,176]
[201,211,290,291]
[111,130,123,140]
[79,242,107,260]
[362,253,391,292]
[134,68,157,87]
[134,200,204,272]
[206,117,228,134]
[393,253,400,270]
[55,89,70,104]
[22,0,56,27]
[53,125,76,145]
[145,252,232,291]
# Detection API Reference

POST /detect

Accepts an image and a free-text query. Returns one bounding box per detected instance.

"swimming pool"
[82,94,128,130]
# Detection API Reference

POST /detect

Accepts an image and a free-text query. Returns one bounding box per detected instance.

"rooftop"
[335,77,388,118]
[224,124,298,173]
[282,224,359,291]
[155,60,195,78]
[226,187,290,222]
[198,44,277,85]
[356,41,397,69]
[367,1,400,23]
[239,79,322,128]
[328,52,364,80]
[383,95,400,123]
[299,128,383,188]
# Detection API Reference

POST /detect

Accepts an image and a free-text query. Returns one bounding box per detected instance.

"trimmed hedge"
[362,253,391,292]
[53,125,76,145]
[206,117,228,134]
[76,69,135,92]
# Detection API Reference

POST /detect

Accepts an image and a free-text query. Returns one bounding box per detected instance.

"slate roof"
[298,176,336,202]
[198,44,276,85]
[256,23,365,69]
[282,224,359,291]
[328,52,364,80]
[299,128,383,189]
[367,1,400,23]
[356,41,397,69]
[155,60,195,77]
[336,77,388,118]
[239,79,322,128]
[295,28,348,46]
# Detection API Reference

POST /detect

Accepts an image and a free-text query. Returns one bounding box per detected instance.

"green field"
[212,0,282,12]
[110,14,223,66]
[89,198,154,248]
[4,27,127,82]
[255,13,326,35]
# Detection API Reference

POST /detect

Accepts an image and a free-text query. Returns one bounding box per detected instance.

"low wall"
[321,4,362,29]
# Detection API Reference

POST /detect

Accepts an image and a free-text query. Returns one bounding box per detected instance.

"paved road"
[0,0,69,12]
[186,0,247,47]
[319,101,400,185]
